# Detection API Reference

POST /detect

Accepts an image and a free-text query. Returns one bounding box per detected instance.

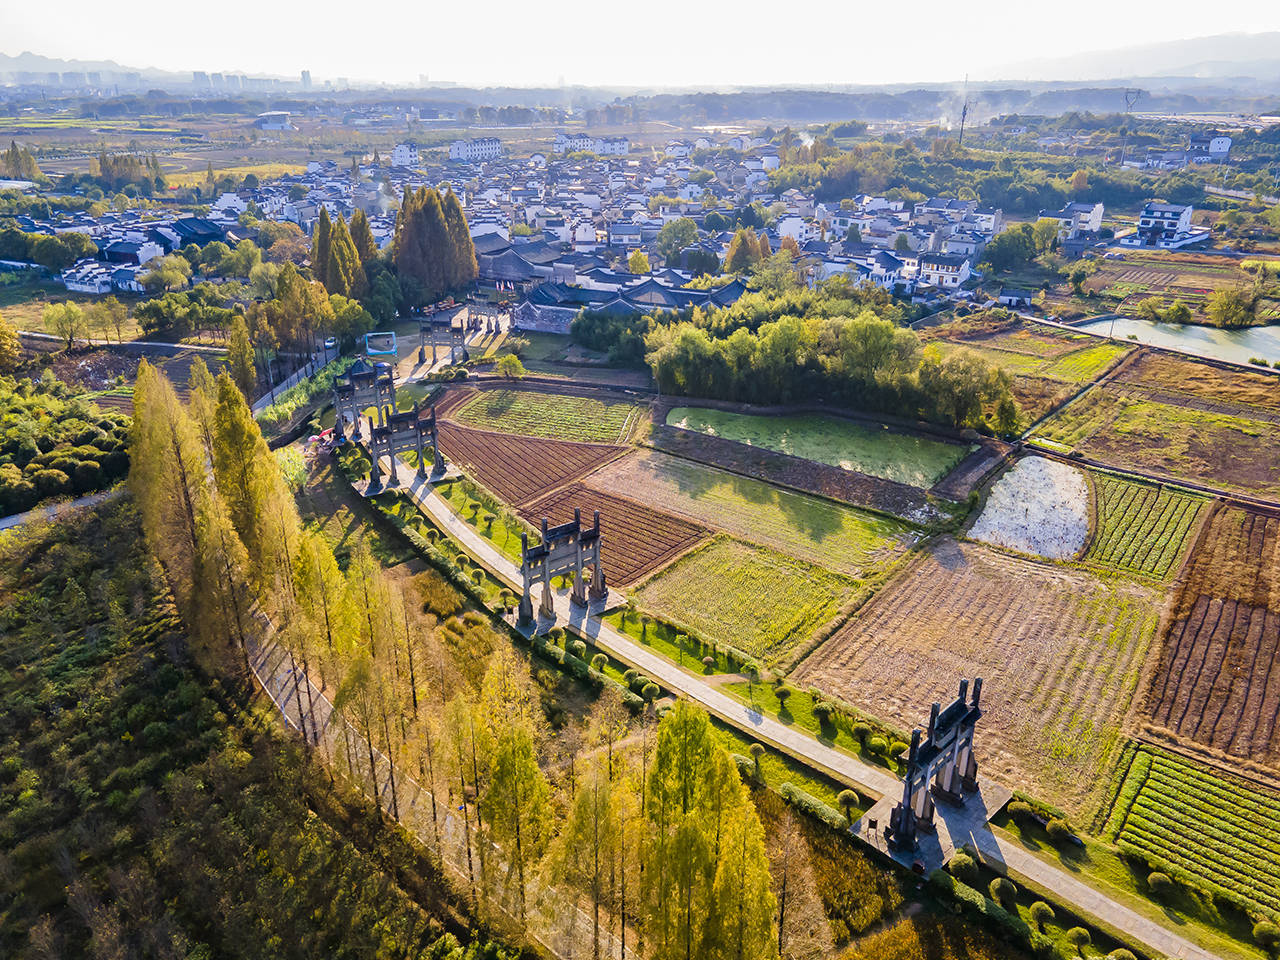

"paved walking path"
[385,460,1223,960]
[0,489,120,533]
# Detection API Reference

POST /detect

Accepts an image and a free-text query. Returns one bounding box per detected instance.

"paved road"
[385,462,1222,960]
[0,489,120,533]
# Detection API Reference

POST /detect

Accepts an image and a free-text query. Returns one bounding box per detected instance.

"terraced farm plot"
[435,421,622,506]
[1112,351,1280,417]
[928,332,1130,384]
[665,407,967,487]
[451,388,640,442]
[585,450,915,578]
[1085,475,1208,579]
[632,537,857,663]
[1143,506,1280,769]
[520,483,707,585]
[794,538,1162,812]
[1103,746,1280,921]
[1033,390,1280,499]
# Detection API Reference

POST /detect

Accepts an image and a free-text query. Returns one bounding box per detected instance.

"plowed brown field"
[520,483,708,586]
[794,538,1161,812]
[1143,506,1280,770]
[434,421,623,507]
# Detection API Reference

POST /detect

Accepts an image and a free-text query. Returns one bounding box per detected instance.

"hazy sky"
[4,0,1280,87]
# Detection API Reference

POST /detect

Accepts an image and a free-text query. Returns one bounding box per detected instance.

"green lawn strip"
[453,388,638,442]
[665,406,967,487]
[600,608,738,674]
[434,478,533,564]
[930,339,1052,376]
[630,537,858,665]
[721,681,907,779]
[612,449,913,578]
[710,718,865,813]
[989,813,1265,960]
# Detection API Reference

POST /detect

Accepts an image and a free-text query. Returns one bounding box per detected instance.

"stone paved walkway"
[392,463,1223,960]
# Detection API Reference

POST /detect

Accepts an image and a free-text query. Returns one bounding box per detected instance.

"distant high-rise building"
[193,71,210,88]
[301,70,312,89]
[86,71,101,86]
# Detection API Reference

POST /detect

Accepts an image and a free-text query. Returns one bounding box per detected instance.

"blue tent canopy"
[364,331,397,357]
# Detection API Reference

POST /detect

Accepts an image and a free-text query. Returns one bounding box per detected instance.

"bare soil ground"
[520,483,708,586]
[1142,505,1280,773]
[793,538,1162,814]
[434,421,624,507]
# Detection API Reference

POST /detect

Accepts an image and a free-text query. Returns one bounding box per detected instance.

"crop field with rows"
[1104,745,1280,921]
[632,537,857,664]
[795,538,1161,812]
[451,388,641,442]
[1085,474,1208,579]
[435,421,623,507]
[519,483,708,585]
[1143,505,1280,768]
[586,450,915,578]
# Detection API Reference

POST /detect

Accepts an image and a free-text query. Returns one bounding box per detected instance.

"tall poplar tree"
[227,313,256,400]
[349,207,380,265]
[129,361,209,625]
[311,206,332,287]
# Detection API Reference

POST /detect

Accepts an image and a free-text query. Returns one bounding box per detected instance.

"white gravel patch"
[969,456,1089,561]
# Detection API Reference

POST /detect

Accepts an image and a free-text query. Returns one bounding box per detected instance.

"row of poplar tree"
[309,185,478,311]
[130,364,780,960]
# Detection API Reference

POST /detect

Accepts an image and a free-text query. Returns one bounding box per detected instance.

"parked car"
[323,336,337,350]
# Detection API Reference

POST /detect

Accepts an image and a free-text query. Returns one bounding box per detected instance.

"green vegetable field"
[1085,474,1208,579]
[633,536,856,664]
[1105,746,1280,921]
[453,389,639,442]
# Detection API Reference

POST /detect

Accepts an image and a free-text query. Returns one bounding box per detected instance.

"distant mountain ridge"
[991,32,1280,84]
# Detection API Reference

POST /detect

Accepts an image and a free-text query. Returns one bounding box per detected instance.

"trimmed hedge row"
[928,870,1055,957]
[778,781,848,832]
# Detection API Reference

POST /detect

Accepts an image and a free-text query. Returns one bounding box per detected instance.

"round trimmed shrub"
[813,701,834,724]
[701,655,715,671]
[836,789,860,822]
[988,877,1017,909]
[1147,871,1174,898]
[1045,818,1072,844]
[1006,800,1034,822]
[1106,950,1137,960]
[889,740,909,761]
[867,735,888,756]
[641,682,659,703]
[1028,900,1054,931]
[1065,927,1090,957]
[852,722,871,744]
[591,653,607,672]
[568,639,586,660]
[1253,921,1280,950]
[948,851,979,885]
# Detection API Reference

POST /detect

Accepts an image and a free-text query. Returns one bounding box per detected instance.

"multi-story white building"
[553,132,594,154]
[592,136,629,156]
[1041,201,1104,239]
[917,253,972,289]
[1189,134,1232,162]
[449,137,503,162]
[391,142,419,168]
